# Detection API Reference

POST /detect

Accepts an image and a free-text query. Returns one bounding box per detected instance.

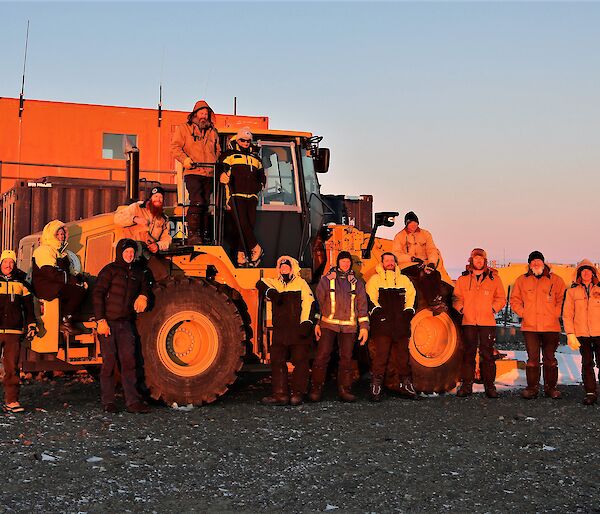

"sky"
[1,1,599,271]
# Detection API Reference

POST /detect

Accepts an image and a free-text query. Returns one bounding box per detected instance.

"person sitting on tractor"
[310,251,369,402]
[170,100,221,244]
[114,185,172,282]
[256,256,315,406]
[93,239,151,414]
[0,250,37,413]
[219,128,266,267]
[32,220,87,334]
[392,211,446,314]
[366,252,417,402]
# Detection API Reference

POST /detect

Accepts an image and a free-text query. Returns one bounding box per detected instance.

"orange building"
[0,97,269,194]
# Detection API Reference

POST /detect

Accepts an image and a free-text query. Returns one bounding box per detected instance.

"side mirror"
[314,147,330,174]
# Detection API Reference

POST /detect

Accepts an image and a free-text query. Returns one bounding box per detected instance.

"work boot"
[262,364,289,405]
[308,367,327,402]
[250,244,264,266]
[521,366,541,399]
[456,381,473,398]
[338,369,357,402]
[60,315,81,335]
[583,393,597,406]
[338,386,357,403]
[186,213,202,245]
[289,393,304,406]
[237,251,248,267]
[370,377,383,402]
[480,361,498,398]
[543,365,561,399]
[103,403,118,413]
[261,393,289,406]
[484,385,500,399]
[397,378,418,400]
[127,402,151,414]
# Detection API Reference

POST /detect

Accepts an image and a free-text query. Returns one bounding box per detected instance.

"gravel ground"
[1,371,599,514]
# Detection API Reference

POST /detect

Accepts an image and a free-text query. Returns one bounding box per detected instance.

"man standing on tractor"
[93,239,152,414]
[256,256,314,406]
[392,211,447,314]
[114,185,172,281]
[366,252,417,401]
[453,248,506,398]
[510,251,566,400]
[219,128,266,267]
[310,251,369,402]
[170,100,221,244]
[0,250,37,413]
[32,220,87,334]
[562,259,600,405]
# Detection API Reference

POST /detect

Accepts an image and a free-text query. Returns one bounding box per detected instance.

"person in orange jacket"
[170,100,221,244]
[453,248,506,398]
[510,251,566,400]
[562,260,600,405]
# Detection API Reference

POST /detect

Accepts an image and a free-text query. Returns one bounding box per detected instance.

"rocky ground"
[1,368,599,514]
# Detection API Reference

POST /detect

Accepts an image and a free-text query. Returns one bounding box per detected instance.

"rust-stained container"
[322,194,373,233]
[1,176,177,250]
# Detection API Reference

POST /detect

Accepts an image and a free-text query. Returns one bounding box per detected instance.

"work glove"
[411,256,424,265]
[370,306,386,323]
[358,327,369,346]
[265,289,280,302]
[299,320,313,339]
[97,319,111,337]
[219,172,230,185]
[424,263,436,274]
[26,323,38,340]
[403,308,415,324]
[567,333,581,351]
[134,295,148,313]
[183,157,193,170]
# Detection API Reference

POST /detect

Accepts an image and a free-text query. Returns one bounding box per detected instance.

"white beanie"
[236,127,253,141]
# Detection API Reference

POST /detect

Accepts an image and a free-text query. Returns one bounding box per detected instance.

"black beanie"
[528,251,545,264]
[150,185,165,197]
[404,211,419,226]
[337,251,352,266]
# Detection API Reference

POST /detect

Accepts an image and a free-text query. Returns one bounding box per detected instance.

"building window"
[102,133,137,160]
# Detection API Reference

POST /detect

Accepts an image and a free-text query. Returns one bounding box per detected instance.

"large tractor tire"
[137,278,246,405]
[409,309,463,393]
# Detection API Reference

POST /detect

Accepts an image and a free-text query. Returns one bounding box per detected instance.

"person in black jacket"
[219,128,266,267]
[0,250,37,413]
[256,256,315,406]
[93,239,151,414]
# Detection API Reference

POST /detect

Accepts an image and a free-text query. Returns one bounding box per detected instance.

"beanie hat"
[236,127,253,141]
[404,211,419,226]
[150,185,165,197]
[470,248,487,259]
[337,251,353,266]
[279,258,292,268]
[528,251,545,264]
[1,250,17,263]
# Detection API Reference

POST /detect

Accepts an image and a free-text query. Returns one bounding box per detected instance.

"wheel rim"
[157,311,219,377]
[409,310,458,367]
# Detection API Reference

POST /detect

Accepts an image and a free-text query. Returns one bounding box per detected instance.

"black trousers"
[402,264,443,305]
[270,343,310,395]
[59,283,87,318]
[371,334,411,381]
[523,331,559,368]
[461,325,496,385]
[185,175,212,236]
[230,196,258,252]
[579,336,600,395]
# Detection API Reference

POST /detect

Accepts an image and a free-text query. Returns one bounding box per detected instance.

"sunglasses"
[238,138,251,143]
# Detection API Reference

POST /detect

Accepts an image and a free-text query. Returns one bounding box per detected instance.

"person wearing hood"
[510,251,566,400]
[365,252,417,401]
[311,251,369,402]
[219,128,266,267]
[114,185,172,281]
[32,220,87,334]
[0,250,37,413]
[452,248,506,398]
[256,256,315,406]
[170,100,221,244]
[562,260,600,405]
[392,211,447,314]
[93,239,152,414]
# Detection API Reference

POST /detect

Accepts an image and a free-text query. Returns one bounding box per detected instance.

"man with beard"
[219,128,266,266]
[114,185,172,281]
[510,251,566,399]
[310,251,369,402]
[562,260,600,405]
[256,256,315,406]
[453,248,506,398]
[366,252,417,401]
[392,211,447,314]
[170,100,221,244]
